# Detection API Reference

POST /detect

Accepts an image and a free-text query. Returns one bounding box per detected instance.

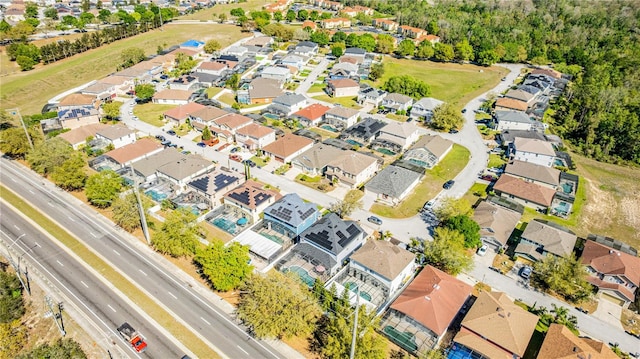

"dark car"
[230,147,240,153]
[519,266,532,279]
[167,130,177,136]
[461,108,467,113]
[160,74,169,80]
[161,140,171,146]
[449,129,459,134]
[443,180,455,189]
[243,159,256,167]
[155,135,166,142]
[367,216,383,225]
[197,142,207,148]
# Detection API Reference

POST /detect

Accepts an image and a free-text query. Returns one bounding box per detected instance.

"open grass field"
[370,57,509,108]
[1,187,220,359]
[312,94,362,109]
[370,144,470,218]
[0,24,249,114]
[134,103,175,127]
[180,0,268,21]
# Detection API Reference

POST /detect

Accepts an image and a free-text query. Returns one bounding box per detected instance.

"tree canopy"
[134,84,155,102]
[0,269,25,323]
[381,75,430,100]
[532,254,592,303]
[50,153,87,191]
[120,47,145,69]
[236,272,320,339]
[17,338,87,359]
[152,208,202,257]
[27,137,73,176]
[203,39,221,54]
[430,103,465,132]
[112,192,152,232]
[194,240,251,291]
[85,170,123,208]
[421,227,473,275]
[443,215,481,249]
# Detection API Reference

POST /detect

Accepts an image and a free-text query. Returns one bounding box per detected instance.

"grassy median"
[0,185,221,359]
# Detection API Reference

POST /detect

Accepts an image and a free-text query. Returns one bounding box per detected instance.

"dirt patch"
[579,179,617,233]
[622,308,640,334]
[620,195,640,231]
[473,282,492,297]
[282,335,319,359]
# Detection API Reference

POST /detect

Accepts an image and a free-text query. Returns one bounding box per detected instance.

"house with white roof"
[374,121,420,151]
[410,97,444,121]
[95,125,136,149]
[511,137,557,167]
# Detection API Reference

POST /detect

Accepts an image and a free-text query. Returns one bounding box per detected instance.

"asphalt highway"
[0,157,285,359]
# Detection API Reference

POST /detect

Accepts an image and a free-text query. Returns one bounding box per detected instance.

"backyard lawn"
[1,24,248,114]
[217,92,237,106]
[134,103,175,127]
[206,87,223,99]
[488,154,507,168]
[370,57,509,108]
[370,144,470,218]
[312,94,362,109]
[460,182,489,207]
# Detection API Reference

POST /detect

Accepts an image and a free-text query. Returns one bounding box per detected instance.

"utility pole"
[2,234,31,296]
[44,296,66,336]
[8,108,34,151]
[349,288,360,359]
[129,166,150,244]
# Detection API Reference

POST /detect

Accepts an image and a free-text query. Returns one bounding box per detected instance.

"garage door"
[601,292,625,306]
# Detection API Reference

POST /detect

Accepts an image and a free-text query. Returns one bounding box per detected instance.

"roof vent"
[424,296,431,301]
[433,284,440,290]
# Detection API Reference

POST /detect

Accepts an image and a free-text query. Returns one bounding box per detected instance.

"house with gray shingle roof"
[263,193,320,239]
[157,154,216,190]
[473,200,522,250]
[374,121,420,151]
[382,93,414,112]
[515,219,577,262]
[95,125,136,149]
[291,143,346,176]
[323,106,361,129]
[505,160,560,190]
[357,86,387,107]
[403,135,453,169]
[494,110,539,132]
[365,165,422,205]
[269,93,307,115]
[410,97,444,121]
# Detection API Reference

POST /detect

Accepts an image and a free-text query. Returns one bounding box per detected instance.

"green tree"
[297,9,309,21]
[443,215,481,248]
[532,255,592,303]
[204,39,221,54]
[550,304,578,332]
[0,20,11,34]
[273,11,283,22]
[218,12,227,23]
[0,127,40,158]
[422,227,473,275]
[426,20,439,36]
[225,73,241,92]
[134,84,155,102]
[330,192,363,218]
[0,269,25,323]
[112,193,152,232]
[285,10,296,22]
[7,21,35,40]
[309,10,319,21]
[368,62,384,81]
[381,75,430,99]
[80,0,90,12]
[17,338,87,359]
[237,271,320,338]
[310,30,330,46]
[230,8,245,17]
[201,126,212,141]
[330,43,345,57]
[395,39,415,57]
[44,7,59,20]
[152,208,201,257]
[430,103,464,132]
[15,55,36,71]
[434,43,454,62]
[173,52,198,75]
[416,41,435,59]
[331,31,346,43]
[375,34,395,54]
[102,101,122,120]
[476,49,500,66]
[27,137,73,176]
[24,2,38,18]
[454,39,474,62]
[357,33,376,52]
[50,153,87,190]
[195,240,251,291]
[120,47,145,68]
[85,170,123,208]
[434,197,472,221]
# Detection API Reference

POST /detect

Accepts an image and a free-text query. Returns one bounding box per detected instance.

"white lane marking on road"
[236,346,249,355]
[168,291,177,299]
[89,232,97,238]
[56,260,64,266]
[138,269,147,276]
[113,249,120,256]
[28,189,34,194]
[34,242,40,247]
[80,281,89,288]
[10,177,17,182]
[68,217,75,222]
[47,202,54,207]
[107,304,116,312]
[13,225,20,231]
[200,317,211,325]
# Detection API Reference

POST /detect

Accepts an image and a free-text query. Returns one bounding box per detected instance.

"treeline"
[3,5,178,71]
[334,0,640,164]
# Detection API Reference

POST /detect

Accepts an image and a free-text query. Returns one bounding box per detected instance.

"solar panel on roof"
[300,208,316,220]
[213,173,237,191]
[189,177,209,192]
[228,190,251,205]
[254,193,271,206]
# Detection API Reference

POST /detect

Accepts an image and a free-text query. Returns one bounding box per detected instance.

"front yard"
[312,94,362,109]
[370,144,470,218]
[133,103,175,127]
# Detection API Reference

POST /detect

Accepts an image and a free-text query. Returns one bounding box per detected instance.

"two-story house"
[410,97,444,121]
[504,160,561,190]
[473,200,522,250]
[515,219,577,262]
[195,61,228,76]
[510,137,557,167]
[372,18,398,32]
[95,125,136,149]
[292,41,319,57]
[327,79,360,98]
[323,106,360,130]
[268,93,307,116]
[325,151,379,188]
[292,103,331,127]
[382,93,414,112]
[238,78,284,105]
[263,193,320,240]
[493,174,557,212]
[210,113,253,142]
[329,62,359,80]
[235,122,276,150]
[165,103,208,126]
[320,17,351,29]
[223,180,282,223]
[357,87,387,107]
[402,135,453,169]
[291,143,347,176]
[187,169,245,207]
[374,121,420,151]
[260,66,292,83]
[494,110,539,132]
[340,117,387,145]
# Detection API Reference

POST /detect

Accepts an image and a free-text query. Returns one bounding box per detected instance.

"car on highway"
[519,266,532,279]
[167,130,177,136]
[367,216,383,225]
[476,244,488,256]
[443,180,455,189]
[197,142,207,148]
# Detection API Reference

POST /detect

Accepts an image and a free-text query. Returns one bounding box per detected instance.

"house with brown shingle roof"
[493,174,556,212]
[581,240,640,307]
[292,103,331,127]
[103,138,164,167]
[537,324,619,359]
[58,93,99,110]
[262,133,314,163]
[95,125,137,149]
[495,97,529,112]
[196,61,228,76]
[223,180,282,222]
[452,291,538,359]
[327,79,360,98]
[58,123,109,150]
[237,78,284,105]
[531,68,563,80]
[324,106,361,129]
[235,123,276,150]
[505,160,560,190]
[210,113,253,141]
[152,89,192,105]
[188,106,228,127]
[325,151,380,188]
[291,143,346,176]
[382,265,472,354]
[473,200,522,250]
[515,219,577,262]
[163,103,206,125]
[375,121,420,151]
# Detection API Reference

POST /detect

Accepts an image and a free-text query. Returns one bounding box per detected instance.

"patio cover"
[234,230,282,262]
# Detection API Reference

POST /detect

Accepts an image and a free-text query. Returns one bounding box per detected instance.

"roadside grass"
[307,83,326,93]
[1,24,248,114]
[205,87,223,99]
[371,57,508,107]
[370,144,470,218]
[345,189,364,202]
[461,182,488,207]
[312,94,362,109]
[0,186,220,359]
[487,154,507,168]
[180,0,267,20]
[134,103,175,127]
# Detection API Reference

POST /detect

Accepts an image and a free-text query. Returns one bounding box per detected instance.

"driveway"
[591,294,624,329]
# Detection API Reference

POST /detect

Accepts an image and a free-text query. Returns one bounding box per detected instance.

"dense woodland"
[337,0,640,164]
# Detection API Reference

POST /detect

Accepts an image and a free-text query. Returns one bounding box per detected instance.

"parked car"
[449,129,459,134]
[422,200,435,210]
[476,244,488,256]
[519,266,532,279]
[367,216,383,225]
[167,130,177,136]
[197,142,207,148]
[230,147,240,153]
[461,108,467,113]
[443,180,455,189]
[155,135,166,142]
[243,159,256,167]
[229,154,242,162]
[480,174,497,181]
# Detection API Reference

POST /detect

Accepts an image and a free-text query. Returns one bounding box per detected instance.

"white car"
[476,244,488,256]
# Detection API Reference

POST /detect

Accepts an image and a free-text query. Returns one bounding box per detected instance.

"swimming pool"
[286,266,315,287]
